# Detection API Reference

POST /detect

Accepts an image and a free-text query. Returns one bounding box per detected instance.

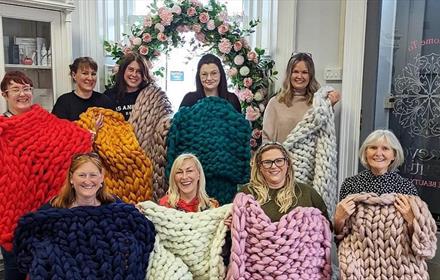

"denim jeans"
[1,246,26,280]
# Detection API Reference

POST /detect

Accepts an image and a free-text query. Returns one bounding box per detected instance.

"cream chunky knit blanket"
[137,201,231,280]
[337,193,437,280]
[283,86,338,216]
[227,193,332,280]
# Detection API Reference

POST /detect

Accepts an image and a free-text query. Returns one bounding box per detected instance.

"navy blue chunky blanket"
[167,97,251,204]
[14,202,155,280]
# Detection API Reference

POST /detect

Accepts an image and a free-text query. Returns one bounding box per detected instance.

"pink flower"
[143,16,153,27]
[238,88,253,102]
[187,7,197,17]
[217,12,228,22]
[206,20,216,31]
[217,24,229,35]
[112,64,119,74]
[233,41,243,52]
[234,55,245,66]
[159,7,173,26]
[195,32,206,43]
[142,33,152,43]
[157,32,168,42]
[247,51,258,63]
[218,38,232,54]
[191,0,202,7]
[171,5,182,15]
[241,38,250,49]
[252,129,262,139]
[155,23,165,32]
[227,67,238,77]
[138,45,149,55]
[192,24,202,33]
[243,77,253,88]
[123,46,133,55]
[131,37,142,46]
[250,138,257,147]
[245,106,261,121]
[176,25,190,32]
[199,12,210,23]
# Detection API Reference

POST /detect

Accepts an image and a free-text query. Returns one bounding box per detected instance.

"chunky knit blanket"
[227,193,332,279]
[14,202,155,279]
[129,85,173,202]
[0,105,91,251]
[167,97,251,204]
[283,86,338,216]
[337,193,437,280]
[137,200,231,280]
[77,108,153,204]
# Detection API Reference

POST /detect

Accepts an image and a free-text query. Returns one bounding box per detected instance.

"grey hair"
[359,129,404,171]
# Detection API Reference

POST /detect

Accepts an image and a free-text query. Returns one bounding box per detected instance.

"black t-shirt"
[104,87,141,120]
[179,91,242,113]
[52,91,114,121]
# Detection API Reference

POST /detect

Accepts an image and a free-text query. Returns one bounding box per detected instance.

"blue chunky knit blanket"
[14,202,155,280]
[167,97,251,204]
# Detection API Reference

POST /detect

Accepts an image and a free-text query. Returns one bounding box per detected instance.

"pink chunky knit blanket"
[227,193,332,280]
[337,193,437,280]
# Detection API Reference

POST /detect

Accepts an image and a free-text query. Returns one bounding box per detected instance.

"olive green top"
[240,182,330,223]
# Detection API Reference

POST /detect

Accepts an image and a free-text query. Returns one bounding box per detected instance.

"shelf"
[5,64,52,70]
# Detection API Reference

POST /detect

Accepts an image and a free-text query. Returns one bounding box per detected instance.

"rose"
[247,51,258,63]
[131,37,142,46]
[217,11,228,22]
[195,32,206,43]
[245,106,261,121]
[157,32,168,42]
[243,77,253,88]
[187,7,196,17]
[241,38,250,49]
[206,20,216,31]
[155,23,165,32]
[259,103,265,113]
[252,128,262,139]
[123,46,133,55]
[191,0,203,7]
[233,41,243,52]
[112,64,119,74]
[238,88,253,102]
[233,55,244,66]
[250,138,257,147]
[142,33,152,43]
[218,38,232,54]
[254,91,264,101]
[227,67,238,77]
[192,24,202,33]
[171,5,182,15]
[217,24,229,35]
[158,7,173,26]
[143,15,153,27]
[239,66,250,76]
[138,45,149,55]
[176,25,190,32]
[199,12,210,23]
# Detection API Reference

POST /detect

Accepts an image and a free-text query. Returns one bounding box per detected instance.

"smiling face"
[290,60,310,93]
[71,161,104,202]
[72,65,97,93]
[3,80,33,115]
[366,137,396,175]
[259,148,288,189]
[199,63,221,94]
[174,158,200,201]
[123,61,143,92]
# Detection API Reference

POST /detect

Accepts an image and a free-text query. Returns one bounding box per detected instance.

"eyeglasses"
[260,157,287,169]
[5,86,33,95]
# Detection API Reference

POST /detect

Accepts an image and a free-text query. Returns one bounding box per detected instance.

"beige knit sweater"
[337,193,437,280]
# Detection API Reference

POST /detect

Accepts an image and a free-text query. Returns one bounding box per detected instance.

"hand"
[224,214,232,229]
[94,113,104,133]
[395,194,415,225]
[327,90,341,106]
[335,197,356,222]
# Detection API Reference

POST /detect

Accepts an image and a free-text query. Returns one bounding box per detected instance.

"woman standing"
[104,53,153,120]
[52,57,113,121]
[180,53,241,112]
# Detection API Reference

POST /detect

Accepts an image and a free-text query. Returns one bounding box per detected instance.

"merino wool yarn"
[137,200,231,280]
[337,193,437,280]
[77,107,153,204]
[14,202,155,280]
[283,86,338,215]
[0,105,91,251]
[129,85,173,202]
[167,97,251,204]
[227,193,332,280]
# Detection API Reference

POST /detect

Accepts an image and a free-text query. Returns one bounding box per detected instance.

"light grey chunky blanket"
[283,86,338,216]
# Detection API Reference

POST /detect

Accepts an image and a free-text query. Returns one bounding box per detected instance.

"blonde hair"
[249,142,301,213]
[51,153,115,208]
[359,129,405,172]
[167,153,211,211]
[277,53,320,107]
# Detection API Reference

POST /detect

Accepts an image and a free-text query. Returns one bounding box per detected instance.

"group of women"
[1,50,436,279]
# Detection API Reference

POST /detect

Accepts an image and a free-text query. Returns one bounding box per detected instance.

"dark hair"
[114,53,152,101]
[195,54,229,99]
[1,71,33,93]
[69,57,98,77]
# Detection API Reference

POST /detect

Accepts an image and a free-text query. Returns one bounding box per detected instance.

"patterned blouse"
[339,170,418,200]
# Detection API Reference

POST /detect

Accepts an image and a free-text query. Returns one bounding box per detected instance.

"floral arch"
[104,0,277,149]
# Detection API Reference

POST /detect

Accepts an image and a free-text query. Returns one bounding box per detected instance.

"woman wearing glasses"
[262,52,340,143]
[179,53,241,112]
